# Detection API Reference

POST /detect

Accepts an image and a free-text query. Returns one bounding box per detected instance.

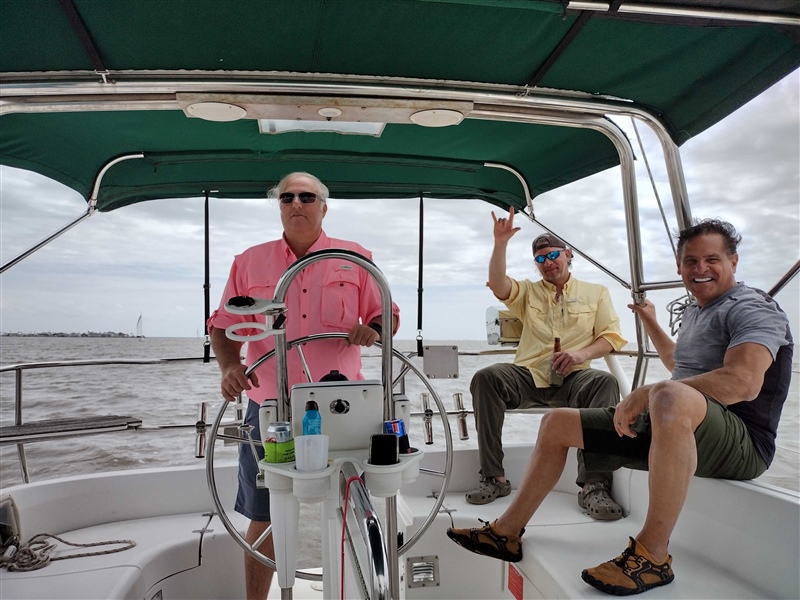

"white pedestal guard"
[260,449,424,593]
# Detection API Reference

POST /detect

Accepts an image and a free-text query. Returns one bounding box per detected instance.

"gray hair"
[268,172,329,203]
[676,218,741,258]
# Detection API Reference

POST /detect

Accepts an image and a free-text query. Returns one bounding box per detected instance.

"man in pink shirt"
[208,172,399,599]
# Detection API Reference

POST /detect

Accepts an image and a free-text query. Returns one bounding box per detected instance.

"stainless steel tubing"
[453,393,469,441]
[271,249,395,422]
[269,249,398,595]
[195,401,208,458]
[769,258,800,298]
[340,461,390,600]
[421,392,434,445]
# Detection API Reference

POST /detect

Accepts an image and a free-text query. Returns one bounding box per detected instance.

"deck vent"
[406,555,440,588]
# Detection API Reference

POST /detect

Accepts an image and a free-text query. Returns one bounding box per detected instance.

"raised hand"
[491,206,521,244]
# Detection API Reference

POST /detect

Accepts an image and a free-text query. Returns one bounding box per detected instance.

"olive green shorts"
[580,395,767,480]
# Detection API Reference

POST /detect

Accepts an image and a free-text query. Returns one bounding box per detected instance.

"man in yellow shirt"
[466,208,627,520]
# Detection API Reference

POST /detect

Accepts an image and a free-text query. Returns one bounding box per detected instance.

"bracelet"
[367,322,383,337]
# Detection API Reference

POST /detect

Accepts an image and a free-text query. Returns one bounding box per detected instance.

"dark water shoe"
[465,476,511,504]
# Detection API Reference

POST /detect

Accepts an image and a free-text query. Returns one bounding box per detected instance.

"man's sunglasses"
[534,250,562,263]
[279,192,318,204]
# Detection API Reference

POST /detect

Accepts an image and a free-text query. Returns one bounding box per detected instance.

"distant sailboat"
[136,314,144,339]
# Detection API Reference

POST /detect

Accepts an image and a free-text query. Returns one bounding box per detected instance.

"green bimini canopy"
[1,0,798,212]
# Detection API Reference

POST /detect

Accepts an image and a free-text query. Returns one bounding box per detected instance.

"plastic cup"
[294,435,329,472]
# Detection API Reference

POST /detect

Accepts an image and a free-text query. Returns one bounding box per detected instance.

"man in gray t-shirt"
[447,219,793,596]
[671,282,792,466]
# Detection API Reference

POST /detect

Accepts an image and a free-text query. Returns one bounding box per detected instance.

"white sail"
[136,314,144,338]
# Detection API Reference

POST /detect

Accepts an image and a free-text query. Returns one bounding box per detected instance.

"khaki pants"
[470,364,621,487]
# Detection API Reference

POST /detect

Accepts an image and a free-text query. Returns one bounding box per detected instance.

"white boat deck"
[401,445,800,600]
[1,513,243,599]
[0,448,797,600]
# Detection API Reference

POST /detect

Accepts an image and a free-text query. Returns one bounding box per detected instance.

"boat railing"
[0,355,219,432]
[0,355,224,483]
[366,347,655,423]
[1,346,655,481]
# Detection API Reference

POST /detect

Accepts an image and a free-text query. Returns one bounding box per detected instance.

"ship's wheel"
[205,332,454,582]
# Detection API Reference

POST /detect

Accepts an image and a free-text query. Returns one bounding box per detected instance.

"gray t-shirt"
[672,283,793,465]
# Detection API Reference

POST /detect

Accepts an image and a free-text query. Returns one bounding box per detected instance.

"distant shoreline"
[1,332,135,338]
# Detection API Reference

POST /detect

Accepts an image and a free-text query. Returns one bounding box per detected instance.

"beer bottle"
[549,337,564,386]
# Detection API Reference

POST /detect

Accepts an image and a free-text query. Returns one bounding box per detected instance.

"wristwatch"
[367,322,382,338]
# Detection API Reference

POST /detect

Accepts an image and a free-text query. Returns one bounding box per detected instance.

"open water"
[1,336,798,492]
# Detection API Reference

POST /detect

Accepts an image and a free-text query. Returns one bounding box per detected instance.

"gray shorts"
[580,394,767,480]
[235,400,271,521]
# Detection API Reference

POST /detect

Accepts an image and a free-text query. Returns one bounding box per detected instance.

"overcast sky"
[1,71,798,346]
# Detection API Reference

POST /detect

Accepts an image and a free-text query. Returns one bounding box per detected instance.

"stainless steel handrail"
[1,354,213,425]
[0,355,218,483]
[769,258,800,298]
[268,249,395,422]
[340,461,389,600]
[265,248,400,599]
[0,343,453,487]
[0,356,193,371]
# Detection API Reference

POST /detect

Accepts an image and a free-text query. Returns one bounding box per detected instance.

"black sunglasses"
[279,192,318,204]
[534,250,562,264]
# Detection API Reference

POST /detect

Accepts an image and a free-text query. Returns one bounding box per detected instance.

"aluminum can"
[264,421,295,463]
[383,418,406,437]
[266,421,292,442]
[258,400,278,444]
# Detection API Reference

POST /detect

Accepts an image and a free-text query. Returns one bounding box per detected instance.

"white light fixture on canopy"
[409,109,465,127]
[318,107,343,118]
[178,93,471,131]
[185,101,247,122]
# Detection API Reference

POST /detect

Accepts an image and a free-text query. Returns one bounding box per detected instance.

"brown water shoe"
[446,519,524,563]
[581,537,674,595]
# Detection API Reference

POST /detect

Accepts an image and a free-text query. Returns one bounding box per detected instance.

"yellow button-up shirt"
[502,276,627,388]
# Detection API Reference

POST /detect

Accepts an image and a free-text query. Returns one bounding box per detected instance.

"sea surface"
[1,336,798,492]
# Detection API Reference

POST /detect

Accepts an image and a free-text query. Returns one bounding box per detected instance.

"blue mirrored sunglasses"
[279,192,318,204]
[534,250,562,263]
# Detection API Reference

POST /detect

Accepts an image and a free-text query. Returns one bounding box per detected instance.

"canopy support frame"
[0,153,144,273]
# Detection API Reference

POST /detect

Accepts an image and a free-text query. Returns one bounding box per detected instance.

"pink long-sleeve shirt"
[208,230,400,405]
